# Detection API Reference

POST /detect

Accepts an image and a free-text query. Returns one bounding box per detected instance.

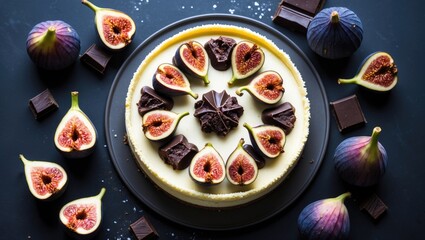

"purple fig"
[334,126,388,187]
[26,20,81,70]
[298,192,351,240]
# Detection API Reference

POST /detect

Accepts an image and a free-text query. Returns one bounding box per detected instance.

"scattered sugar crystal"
[229,9,235,14]
[254,2,259,6]
[213,4,217,9]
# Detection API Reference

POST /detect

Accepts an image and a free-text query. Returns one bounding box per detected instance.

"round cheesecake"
[125,24,310,208]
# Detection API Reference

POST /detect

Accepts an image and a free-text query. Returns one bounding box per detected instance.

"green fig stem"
[238,138,245,148]
[178,111,190,119]
[19,154,29,165]
[38,26,57,49]
[70,91,80,110]
[235,87,247,96]
[243,122,253,133]
[188,91,199,99]
[81,0,101,12]
[336,192,351,202]
[330,11,340,24]
[96,187,106,200]
[362,127,382,162]
[228,75,237,86]
[338,77,357,85]
[203,75,210,85]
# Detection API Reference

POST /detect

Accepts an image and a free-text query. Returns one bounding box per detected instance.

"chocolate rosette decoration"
[194,90,244,136]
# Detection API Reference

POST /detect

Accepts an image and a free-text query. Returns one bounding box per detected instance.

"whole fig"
[334,126,388,187]
[298,192,351,240]
[26,20,80,70]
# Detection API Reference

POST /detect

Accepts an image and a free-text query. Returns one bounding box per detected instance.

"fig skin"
[173,41,210,85]
[226,138,259,186]
[152,63,198,99]
[26,20,80,70]
[228,41,265,85]
[81,0,136,51]
[298,192,351,240]
[19,154,68,201]
[59,188,106,238]
[338,52,398,91]
[235,70,284,104]
[189,143,226,185]
[54,91,97,159]
[334,126,388,187]
[243,122,286,159]
[142,110,189,142]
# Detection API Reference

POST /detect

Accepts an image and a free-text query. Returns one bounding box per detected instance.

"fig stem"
[330,11,340,24]
[19,154,29,165]
[336,192,351,202]
[70,91,80,110]
[81,0,100,12]
[96,187,106,200]
[362,127,382,161]
[188,91,199,99]
[38,26,57,49]
[228,75,237,86]
[338,77,357,85]
[235,87,247,96]
[203,75,210,85]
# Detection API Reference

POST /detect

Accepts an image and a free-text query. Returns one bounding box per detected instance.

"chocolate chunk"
[194,90,244,136]
[137,86,174,117]
[204,36,236,71]
[158,134,198,170]
[261,102,297,135]
[359,193,388,220]
[80,44,112,74]
[28,89,59,120]
[130,216,159,240]
[330,95,367,133]
[273,0,326,32]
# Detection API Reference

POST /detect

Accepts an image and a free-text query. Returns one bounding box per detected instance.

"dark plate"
[105,14,329,231]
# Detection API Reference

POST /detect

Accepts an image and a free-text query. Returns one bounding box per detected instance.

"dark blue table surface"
[1,0,424,239]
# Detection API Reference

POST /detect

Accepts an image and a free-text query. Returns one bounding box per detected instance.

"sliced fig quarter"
[173,41,210,85]
[228,41,265,85]
[226,139,259,186]
[243,122,286,159]
[152,63,198,99]
[82,0,136,51]
[59,188,106,237]
[236,70,284,104]
[189,143,225,185]
[54,91,97,159]
[19,154,68,201]
[338,52,398,91]
[142,110,189,141]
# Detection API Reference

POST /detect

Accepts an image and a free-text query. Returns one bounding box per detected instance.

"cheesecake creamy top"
[125,24,310,208]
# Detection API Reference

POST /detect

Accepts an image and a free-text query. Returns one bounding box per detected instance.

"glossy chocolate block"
[330,95,367,133]
[80,44,112,74]
[130,216,159,240]
[28,89,59,120]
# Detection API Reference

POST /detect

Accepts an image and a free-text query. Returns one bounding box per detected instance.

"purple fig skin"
[334,127,388,187]
[26,20,81,71]
[298,192,351,240]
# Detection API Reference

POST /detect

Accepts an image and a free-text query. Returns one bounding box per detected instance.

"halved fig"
[158,134,199,170]
[137,86,174,117]
[19,154,68,201]
[59,188,105,238]
[262,102,297,135]
[142,110,189,141]
[54,91,97,159]
[243,122,286,159]
[226,139,259,186]
[236,70,284,104]
[173,41,210,85]
[243,144,266,169]
[338,52,398,91]
[228,41,265,85]
[152,63,198,99]
[82,0,136,51]
[189,143,225,185]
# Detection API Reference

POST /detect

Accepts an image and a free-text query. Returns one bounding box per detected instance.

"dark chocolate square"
[330,95,367,132]
[130,216,159,240]
[80,44,112,74]
[359,193,388,220]
[29,89,59,120]
[281,0,325,16]
[273,5,312,32]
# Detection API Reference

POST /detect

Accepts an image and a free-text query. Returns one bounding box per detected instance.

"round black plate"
[105,14,329,231]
